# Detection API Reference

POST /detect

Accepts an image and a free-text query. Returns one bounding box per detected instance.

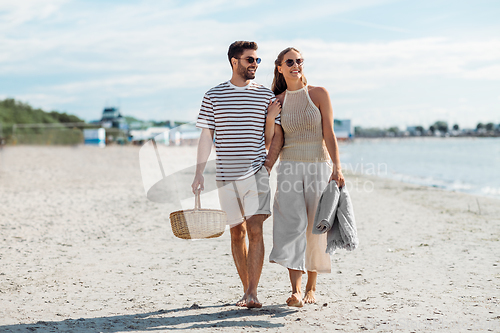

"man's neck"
[230,74,251,87]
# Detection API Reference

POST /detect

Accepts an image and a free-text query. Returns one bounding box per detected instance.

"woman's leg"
[287,269,304,307]
[304,271,317,303]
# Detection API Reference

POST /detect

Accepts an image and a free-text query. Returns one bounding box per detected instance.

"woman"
[267,47,345,307]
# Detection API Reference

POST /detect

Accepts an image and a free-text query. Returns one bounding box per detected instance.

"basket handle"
[194,189,201,210]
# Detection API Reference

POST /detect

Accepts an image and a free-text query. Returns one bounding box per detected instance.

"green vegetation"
[0,98,84,145]
[354,126,386,137]
[485,123,495,131]
[0,98,83,125]
[355,120,499,138]
[432,121,448,133]
[124,115,188,129]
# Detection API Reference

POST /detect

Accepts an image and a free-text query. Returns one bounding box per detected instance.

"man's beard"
[237,62,255,80]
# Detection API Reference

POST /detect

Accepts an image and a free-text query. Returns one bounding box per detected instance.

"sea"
[339,137,500,200]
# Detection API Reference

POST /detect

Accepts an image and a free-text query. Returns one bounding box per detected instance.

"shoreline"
[1,145,499,332]
[344,136,500,141]
[344,170,500,202]
[339,136,500,201]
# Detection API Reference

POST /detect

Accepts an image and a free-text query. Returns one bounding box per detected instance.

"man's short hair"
[228,41,258,67]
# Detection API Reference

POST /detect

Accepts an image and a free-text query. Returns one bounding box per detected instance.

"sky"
[1,0,499,129]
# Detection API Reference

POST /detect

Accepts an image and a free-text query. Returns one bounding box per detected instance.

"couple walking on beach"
[191,41,345,308]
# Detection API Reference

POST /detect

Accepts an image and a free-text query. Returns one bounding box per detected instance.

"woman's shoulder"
[275,91,286,104]
[307,85,330,105]
[307,85,329,96]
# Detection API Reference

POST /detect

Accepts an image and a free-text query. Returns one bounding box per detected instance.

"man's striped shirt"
[196,80,280,181]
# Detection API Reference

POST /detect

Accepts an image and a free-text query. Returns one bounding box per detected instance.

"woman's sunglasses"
[237,57,261,64]
[284,58,304,67]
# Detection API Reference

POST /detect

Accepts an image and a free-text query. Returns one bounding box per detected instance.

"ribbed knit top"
[280,86,330,162]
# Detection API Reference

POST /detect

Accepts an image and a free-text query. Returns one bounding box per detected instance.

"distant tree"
[485,122,495,131]
[476,123,484,130]
[353,126,385,137]
[452,124,459,131]
[387,127,399,137]
[153,120,171,127]
[415,126,424,133]
[354,126,362,136]
[49,111,83,123]
[0,98,84,143]
[429,125,435,133]
[433,121,448,133]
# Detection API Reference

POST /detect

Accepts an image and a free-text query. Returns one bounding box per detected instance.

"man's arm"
[191,128,214,193]
[263,124,283,174]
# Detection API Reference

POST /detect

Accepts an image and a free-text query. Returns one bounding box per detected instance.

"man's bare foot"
[303,290,316,304]
[246,295,262,308]
[286,292,303,307]
[236,294,247,307]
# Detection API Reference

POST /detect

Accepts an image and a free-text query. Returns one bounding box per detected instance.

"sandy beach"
[0,145,499,332]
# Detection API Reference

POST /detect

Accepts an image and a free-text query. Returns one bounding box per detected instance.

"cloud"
[8,93,77,111]
[332,18,411,33]
[0,0,68,26]
[257,37,500,97]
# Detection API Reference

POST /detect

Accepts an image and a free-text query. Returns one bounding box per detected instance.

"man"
[191,41,283,308]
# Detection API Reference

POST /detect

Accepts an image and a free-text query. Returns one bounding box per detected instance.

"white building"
[334,119,353,139]
[130,127,170,144]
[168,123,202,145]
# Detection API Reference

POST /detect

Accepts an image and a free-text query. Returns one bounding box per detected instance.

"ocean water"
[339,137,500,199]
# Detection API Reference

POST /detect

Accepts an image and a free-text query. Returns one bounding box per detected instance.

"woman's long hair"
[271,47,307,95]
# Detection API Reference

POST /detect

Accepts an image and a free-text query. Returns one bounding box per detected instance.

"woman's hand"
[267,99,281,119]
[329,168,345,188]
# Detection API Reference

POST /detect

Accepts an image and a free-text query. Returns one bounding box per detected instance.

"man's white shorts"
[216,166,271,226]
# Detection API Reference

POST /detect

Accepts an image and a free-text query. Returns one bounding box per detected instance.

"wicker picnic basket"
[169,189,227,239]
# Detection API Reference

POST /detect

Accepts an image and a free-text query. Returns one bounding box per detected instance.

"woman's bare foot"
[236,294,247,307]
[246,294,262,308]
[286,292,303,307]
[303,290,316,304]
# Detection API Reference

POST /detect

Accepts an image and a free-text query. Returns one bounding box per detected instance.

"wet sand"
[0,145,498,332]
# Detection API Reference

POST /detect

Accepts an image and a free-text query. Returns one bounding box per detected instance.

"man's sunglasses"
[237,57,261,64]
[284,58,304,67]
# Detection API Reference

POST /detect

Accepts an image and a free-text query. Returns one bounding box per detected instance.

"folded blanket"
[313,182,358,254]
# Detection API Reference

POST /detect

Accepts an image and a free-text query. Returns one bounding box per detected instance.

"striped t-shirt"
[196,80,280,181]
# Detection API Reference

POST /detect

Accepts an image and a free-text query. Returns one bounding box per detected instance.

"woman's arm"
[311,87,345,188]
[264,124,284,174]
[264,98,282,150]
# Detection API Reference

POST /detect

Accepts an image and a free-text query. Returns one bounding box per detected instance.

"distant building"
[129,123,202,146]
[334,119,353,139]
[83,128,106,147]
[130,127,169,145]
[406,126,423,136]
[100,107,128,130]
[169,123,202,146]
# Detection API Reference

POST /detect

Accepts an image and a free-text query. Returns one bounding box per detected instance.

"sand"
[0,145,498,332]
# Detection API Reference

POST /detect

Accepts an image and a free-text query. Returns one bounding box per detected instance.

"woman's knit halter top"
[280,86,330,162]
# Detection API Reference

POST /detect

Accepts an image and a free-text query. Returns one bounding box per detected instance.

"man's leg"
[230,221,248,306]
[244,213,268,308]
